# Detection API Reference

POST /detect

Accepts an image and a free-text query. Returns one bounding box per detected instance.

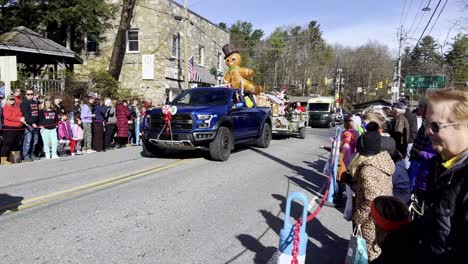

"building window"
[85,33,98,53]
[218,52,223,70]
[172,34,180,59]
[199,45,204,66]
[126,29,139,53]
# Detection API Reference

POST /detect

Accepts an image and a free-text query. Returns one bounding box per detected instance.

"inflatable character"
[222,44,262,95]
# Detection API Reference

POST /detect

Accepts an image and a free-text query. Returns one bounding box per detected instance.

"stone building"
[76,0,230,103]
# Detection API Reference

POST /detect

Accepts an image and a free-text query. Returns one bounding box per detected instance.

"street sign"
[405,75,446,89]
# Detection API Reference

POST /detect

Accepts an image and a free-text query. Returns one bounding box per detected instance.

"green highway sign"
[405,75,446,89]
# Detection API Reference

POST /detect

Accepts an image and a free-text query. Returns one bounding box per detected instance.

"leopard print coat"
[351,151,395,261]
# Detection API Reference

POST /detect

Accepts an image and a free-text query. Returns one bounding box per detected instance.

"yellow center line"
[3,159,196,214]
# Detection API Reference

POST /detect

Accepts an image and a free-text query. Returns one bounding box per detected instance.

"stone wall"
[76,0,229,103]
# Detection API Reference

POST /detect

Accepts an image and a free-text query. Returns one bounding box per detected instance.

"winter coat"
[106,106,117,124]
[414,145,438,192]
[351,151,395,261]
[2,104,23,127]
[116,103,131,137]
[81,104,93,123]
[57,121,73,140]
[415,149,468,264]
[93,105,107,122]
[392,160,411,204]
[404,109,418,144]
[71,123,84,140]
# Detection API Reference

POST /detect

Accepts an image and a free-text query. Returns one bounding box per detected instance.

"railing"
[12,78,90,97]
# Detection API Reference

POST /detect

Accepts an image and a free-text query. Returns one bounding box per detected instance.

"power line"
[402,0,414,29]
[400,0,408,28]
[413,0,443,49]
[407,0,425,36]
[409,0,431,39]
[428,0,449,36]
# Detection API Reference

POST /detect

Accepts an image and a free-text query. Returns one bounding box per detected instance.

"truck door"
[230,91,248,139]
[243,93,260,137]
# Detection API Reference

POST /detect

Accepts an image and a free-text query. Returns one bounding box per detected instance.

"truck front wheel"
[142,140,165,158]
[256,123,272,148]
[209,127,233,161]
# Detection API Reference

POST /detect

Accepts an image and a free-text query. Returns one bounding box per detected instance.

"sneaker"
[23,157,33,162]
[76,151,84,155]
[71,153,75,156]
[51,156,60,159]
[86,149,96,154]
[45,156,51,160]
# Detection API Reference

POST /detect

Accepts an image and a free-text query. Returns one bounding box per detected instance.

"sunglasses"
[26,93,34,96]
[424,120,458,134]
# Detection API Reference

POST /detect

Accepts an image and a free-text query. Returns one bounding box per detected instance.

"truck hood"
[149,105,228,114]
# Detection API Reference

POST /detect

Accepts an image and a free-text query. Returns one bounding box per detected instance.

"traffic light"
[385,79,389,86]
[378,81,383,89]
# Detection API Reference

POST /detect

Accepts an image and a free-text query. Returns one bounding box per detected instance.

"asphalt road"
[0,127,351,264]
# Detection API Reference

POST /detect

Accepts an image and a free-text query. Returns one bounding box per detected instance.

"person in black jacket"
[370,196,418,264]
[398,97,418,168]
[20,89,39,161]
[414,87,468,264]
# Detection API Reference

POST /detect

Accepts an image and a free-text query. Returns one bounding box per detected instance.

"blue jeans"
[23,127,39,159]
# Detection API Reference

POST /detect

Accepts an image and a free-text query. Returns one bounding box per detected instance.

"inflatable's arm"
[223,72,231,84]
[238,67,255,79]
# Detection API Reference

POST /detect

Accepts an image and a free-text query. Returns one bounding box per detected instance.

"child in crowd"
[71,116,84,155]
[39,98,59,159]
[57,113,74,156]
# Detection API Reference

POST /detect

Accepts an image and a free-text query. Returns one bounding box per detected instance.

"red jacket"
[3,104,23,127]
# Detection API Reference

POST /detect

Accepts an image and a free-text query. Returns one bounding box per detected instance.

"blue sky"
[176,0,466,54]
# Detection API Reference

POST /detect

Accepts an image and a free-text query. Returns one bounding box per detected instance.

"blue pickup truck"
[141,87,272,161]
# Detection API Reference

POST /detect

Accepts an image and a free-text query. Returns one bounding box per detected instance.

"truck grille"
[150,113,194,130]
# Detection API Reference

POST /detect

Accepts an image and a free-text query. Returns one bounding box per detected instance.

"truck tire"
[142,140,164,158]
[256,123,272,148]
[209,127,233,161]
[299,127,306,139]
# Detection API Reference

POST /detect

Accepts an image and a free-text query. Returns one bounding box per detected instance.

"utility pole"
[183,0,189,89]
[336,68,342,108]
[395,25,404,103]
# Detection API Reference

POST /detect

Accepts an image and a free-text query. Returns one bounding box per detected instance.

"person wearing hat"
[345,121,395,261]
[398,97,418,169]
[1,95,25,165]
[390,101,409,160]
[370,196,418,264]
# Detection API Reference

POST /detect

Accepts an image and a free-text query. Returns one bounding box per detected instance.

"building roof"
[0,26,83,64]
[193,65,217,85]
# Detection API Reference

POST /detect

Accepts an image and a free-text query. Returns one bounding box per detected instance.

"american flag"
[188,56,201,82]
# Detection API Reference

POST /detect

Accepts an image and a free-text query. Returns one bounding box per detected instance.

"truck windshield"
[171,89,229,106]
[308,103,330,112]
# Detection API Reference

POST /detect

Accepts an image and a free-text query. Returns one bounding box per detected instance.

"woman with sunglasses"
[1,95,25,165]
[414,87,468,263]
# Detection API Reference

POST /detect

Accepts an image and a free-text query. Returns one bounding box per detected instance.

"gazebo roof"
[0,26,83,64]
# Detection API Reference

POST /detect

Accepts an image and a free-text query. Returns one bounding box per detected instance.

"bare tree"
[108,0,136,80]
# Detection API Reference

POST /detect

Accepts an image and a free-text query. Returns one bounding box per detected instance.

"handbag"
[345,225,368,264]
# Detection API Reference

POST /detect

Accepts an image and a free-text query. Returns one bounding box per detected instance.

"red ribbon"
[164,112,172,135]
